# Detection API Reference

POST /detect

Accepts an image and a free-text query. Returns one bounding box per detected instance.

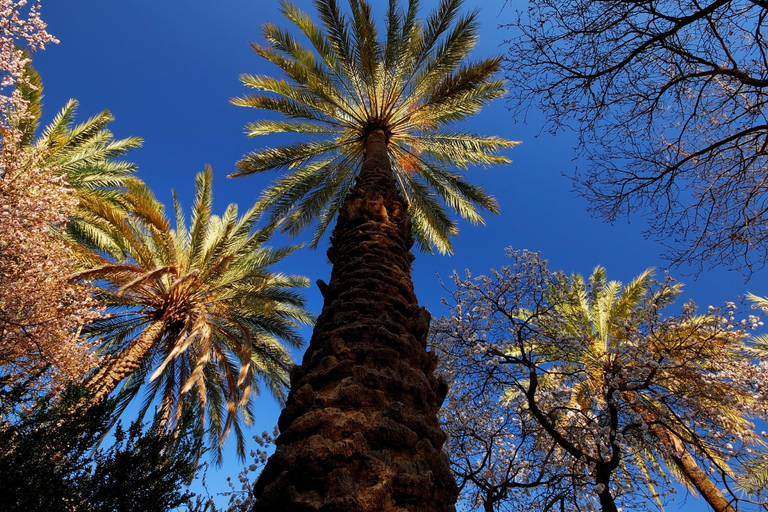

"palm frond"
[76,167,312,466]
[233,139,346,177]
[400,171,457,254]
[188,166,214,268]
[245,119,341,137]
[234,0,515,253]
[309,175,357,249]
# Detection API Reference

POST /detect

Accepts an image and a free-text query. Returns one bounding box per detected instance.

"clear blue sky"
[32,0,765,509]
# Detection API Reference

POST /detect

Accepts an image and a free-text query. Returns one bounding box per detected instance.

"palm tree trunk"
[626,392,736,512]
[87,320,166,402]
[648,423,736,512]
[251,129,458,511]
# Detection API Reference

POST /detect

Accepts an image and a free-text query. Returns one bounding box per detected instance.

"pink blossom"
[0,1,96,389]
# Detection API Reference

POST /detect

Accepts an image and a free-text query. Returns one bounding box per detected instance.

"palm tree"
[231,0,516,509]
[14,58,143,251]
[535,268,751,512]
[74,167,313,462]
[16,58,142,191]
[37,98,144,246]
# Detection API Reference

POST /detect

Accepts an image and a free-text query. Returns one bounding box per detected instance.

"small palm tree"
[37,99,144,245]
[536,268,751,512]
[17,60,141,177]
[75,167,313,462]
[14,59,143,251]
[232,0,516,509]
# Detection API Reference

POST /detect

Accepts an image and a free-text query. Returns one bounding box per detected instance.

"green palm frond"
[245,120,341,138]
[15,62,144,259]
[75,168,314,464]
[254,155,351,231]
[232,0,516,253]
[308,176,356,249]
[187,165,215,268]
[405,131,517,169]
[234,139,348,177]
[400,170,457,254]
[410,7,479,87]
[283,160,357,237]
[610,269,657,323]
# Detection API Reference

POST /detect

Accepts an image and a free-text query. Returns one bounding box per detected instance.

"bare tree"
[504,0,768,276]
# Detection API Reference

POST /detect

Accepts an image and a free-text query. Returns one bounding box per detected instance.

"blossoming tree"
[432,250,768,512]
[0,0,98,387]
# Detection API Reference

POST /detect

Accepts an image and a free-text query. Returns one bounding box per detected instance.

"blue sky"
[32,0,765,509]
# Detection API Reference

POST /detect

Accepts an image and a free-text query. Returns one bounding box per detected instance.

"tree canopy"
[504,0,768,275]
[0,380,198,512]
[76,168,313,463]
[233,0,518,254]
[432,250,768,511]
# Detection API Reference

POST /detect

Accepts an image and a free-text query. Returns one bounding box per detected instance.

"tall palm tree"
[74,167,313,462]
[232,0,516,509]
[536,268,752,512]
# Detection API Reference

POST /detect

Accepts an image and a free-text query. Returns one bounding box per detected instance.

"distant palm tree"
[14,59,143,252]
[232,0,516,509]
[537,268,748,512]
[75,167,313,462]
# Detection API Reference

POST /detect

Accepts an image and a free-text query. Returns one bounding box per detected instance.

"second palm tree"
[76,168,313,463]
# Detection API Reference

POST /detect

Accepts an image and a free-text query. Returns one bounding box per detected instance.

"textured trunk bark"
[250,129,458,512]
[87,320,166,401]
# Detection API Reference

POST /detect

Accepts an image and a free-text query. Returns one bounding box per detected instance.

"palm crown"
[232,0,518,254]
[76,168,313,462]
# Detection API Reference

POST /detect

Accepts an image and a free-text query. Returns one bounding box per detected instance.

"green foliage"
[12,59,143,251]
[0,379,197,512]
[233,0,518,254]
[75,167,313,464]
[15,58,143,256]
[0,379,108,511]
[80,417,197,512]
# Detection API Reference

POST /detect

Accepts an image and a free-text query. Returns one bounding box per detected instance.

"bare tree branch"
[505,0,768,276]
